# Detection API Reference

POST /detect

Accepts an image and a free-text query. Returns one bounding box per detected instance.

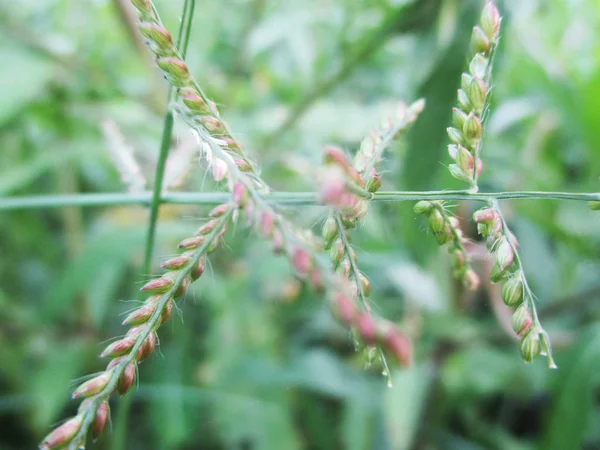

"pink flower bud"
[520,329,541,363]
[408,98,426,118]
[322,215,338,246]
[480,1,501,42]
[456,146,474,175]
[309,269,324,293]
[358,272,371,297]
[200,116,224,132]
[92,401,110,442]
[464,269,480,291]
[469,54,489,80]
[471,26,491,53]
[452,108,468,130]
[457,89,472,111]
[365,174,381,193]
[178,235,205,250]
[588,200,600,211]
[260,211,274,237]
[101,337,135,358]
[292,247,312,276]
[348,198,369,220]
[72,371,112,399]
[232,183,248,207]
[209,203,230,218]
[356,313,376,344]
[463,112,482,141]
[235,159,252,172]
[448,144,458,160]
[384,328,412,366]
[211,158,228,181]
[359,131,380,157]
[123,305,155,326]
[161,300,174,324]
[323,145,350,169]
[131,0,152,14]
[118,363,136,397]
[335,259,348,277]
[428,209,445,234]
[191,257,205,280]
[126,325,145,338]
[138,332,157,363]
[502,275,523,306]
[495,237,514,270]
[221,137,241,153]
[447,127,463,145]
[138,23,173,56]
[156,57,190,87]
[473,208,496,223]
[179,87,208,113]
[196,218,219,236]
[512,304,532,337]
[449,164,470,182]
[414,201,433,215]
[334,293,356,325]
[468,76,487,112]
[175,276,190,297]
[329,239,344,265]
[318,167,348,207]
[272,230,284,254]
[39,415,83,449]
[507,230,518,249]
[140,276,173,294]
[354,151,368,172]
[161,254,191,270]
[106,356,126,370]
[346,167,365,188]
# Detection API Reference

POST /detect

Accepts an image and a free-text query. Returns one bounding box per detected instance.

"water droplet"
[381,369,388,377]
[387,379,393,388]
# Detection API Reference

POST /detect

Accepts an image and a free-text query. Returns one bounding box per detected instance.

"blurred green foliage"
[1,0,600,449]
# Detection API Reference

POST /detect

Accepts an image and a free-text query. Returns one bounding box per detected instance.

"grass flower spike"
[40,203,235,449]
[473,202,556,367]
[446,1,500,191]
[29,0,587,447]
[319,100,424,384]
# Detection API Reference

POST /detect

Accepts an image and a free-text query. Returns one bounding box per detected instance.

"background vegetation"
[1,0,600,448]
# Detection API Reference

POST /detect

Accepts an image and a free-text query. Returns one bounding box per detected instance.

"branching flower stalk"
[127,0,413,369]
[196,112,414,371]
[473,201,556,367]
[39,0,558,447]
[319,100,424,384]
[413,3,500,289]
[40,205,236,449]
[440,1,554,366]
[446,1,500,192]
[129,0,264,191]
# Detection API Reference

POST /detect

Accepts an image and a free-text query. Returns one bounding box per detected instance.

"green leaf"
[30,340,90,430]
[541,326,600,450]
[384,364,434,449]
[0,43,53,126]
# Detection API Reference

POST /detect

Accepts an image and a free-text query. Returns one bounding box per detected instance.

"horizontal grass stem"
[2,190,599,211]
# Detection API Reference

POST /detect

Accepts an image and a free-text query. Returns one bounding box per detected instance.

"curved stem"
[142,0,196,277]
